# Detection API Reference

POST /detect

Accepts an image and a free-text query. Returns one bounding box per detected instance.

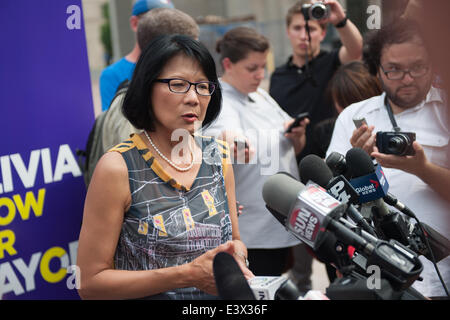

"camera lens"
[310,3,328,20]
[387,135,410,155]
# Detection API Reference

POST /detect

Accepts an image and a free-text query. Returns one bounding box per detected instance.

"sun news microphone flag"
[0,1,94,299]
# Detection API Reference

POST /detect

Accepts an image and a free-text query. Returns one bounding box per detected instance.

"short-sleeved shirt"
[99,58,135,111]
[204,80,301,249]
[109,133,232,299]
[269,50,341,160]
[326,87,450,297]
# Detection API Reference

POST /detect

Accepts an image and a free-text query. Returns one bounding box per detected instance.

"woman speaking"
[77,35,253,300]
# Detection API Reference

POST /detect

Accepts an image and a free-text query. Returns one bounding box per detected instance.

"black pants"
[247,247,291,276]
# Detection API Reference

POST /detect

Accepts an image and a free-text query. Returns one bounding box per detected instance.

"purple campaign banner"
[0,1,94,299]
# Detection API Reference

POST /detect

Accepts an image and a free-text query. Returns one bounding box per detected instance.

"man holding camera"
[270,0,362,160]
[269,0,363,294]
[326,18,450,299]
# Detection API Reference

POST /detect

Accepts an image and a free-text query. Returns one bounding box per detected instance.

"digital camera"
[301,2,330,21]
[376,131,416,156]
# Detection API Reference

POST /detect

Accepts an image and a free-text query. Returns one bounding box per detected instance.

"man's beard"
[382,82,429,110]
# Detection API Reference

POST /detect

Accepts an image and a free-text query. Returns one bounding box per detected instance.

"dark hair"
[329,61,382,109]
[216,26,269,63]
[286,0,327,29]
[364,18,424,76]
[137,8,199,51]
[123,34,222,131]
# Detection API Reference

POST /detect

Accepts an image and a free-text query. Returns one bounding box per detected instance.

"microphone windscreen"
[345,148,374,177]
[326,152,347,176]
[274,278,302,300]
[262,173,305,218]
[213,252,255,300]
[299,154,333,187]
[265,205,287,226]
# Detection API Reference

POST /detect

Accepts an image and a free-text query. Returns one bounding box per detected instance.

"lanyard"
[384,96,401,132]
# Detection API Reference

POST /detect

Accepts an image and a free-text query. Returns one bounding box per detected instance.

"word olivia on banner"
[0,0,94,299]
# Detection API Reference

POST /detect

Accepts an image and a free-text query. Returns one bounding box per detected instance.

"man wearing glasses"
[326,18,450,299]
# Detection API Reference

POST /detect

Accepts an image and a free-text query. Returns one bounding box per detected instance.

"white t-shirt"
[326,87,450,297]
[204,80,301,249]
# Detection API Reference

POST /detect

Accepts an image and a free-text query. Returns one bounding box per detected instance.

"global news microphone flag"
[0,1,94,299]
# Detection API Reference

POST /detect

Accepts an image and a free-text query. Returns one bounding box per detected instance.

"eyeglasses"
[380,64,430,80]
[154,78,216,96]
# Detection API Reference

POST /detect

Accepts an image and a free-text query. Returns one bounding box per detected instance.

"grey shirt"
[204,80,301,249]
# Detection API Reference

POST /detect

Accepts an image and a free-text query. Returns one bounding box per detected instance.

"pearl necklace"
[144,131,195,172]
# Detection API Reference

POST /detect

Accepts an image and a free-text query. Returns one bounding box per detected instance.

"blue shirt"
[99,57,135,111]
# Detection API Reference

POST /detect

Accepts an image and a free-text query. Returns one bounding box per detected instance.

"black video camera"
[376,131,416,156]
[301,2,330,21]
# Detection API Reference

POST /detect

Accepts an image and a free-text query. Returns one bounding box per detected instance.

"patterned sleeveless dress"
[109,133,232,299]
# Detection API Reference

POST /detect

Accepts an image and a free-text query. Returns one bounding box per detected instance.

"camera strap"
[303,18,317,87]
[384,96,401,132]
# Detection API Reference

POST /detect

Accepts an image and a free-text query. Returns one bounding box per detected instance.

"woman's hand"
[232,137,254,164]
[220,130,255,164]
[188,240,255,295]
[284,118,309,156]
[231,239,255,281]
[236,201,244,217]
[188,241,236,295]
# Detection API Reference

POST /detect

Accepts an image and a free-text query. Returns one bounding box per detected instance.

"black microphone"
[300,155,360,205]
[265,172,351,270]
[299,154,376,236]
[344,150,450,265]
[383,193,416,219]
[327,151,417,219]
[262,173,423,291]
[213,252,255,300]
[345,148,391,218]
[345,148,414,245]
[274,279,303,300]
[326,151,352,180]
[262,173,371,254]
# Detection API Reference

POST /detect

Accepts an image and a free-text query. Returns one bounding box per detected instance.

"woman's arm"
[77,152,236,299]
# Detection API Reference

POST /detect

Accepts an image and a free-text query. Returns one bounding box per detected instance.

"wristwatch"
[335,16,348,28]
[234,251,249,268]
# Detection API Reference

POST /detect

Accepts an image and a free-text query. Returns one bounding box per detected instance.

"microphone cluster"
[262,171,423,295]
[326,148,450,264]
[213,147,449,300]
[261,147,450,299]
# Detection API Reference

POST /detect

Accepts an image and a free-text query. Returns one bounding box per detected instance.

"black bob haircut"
[122,34,222,131]
[363,18,424,76]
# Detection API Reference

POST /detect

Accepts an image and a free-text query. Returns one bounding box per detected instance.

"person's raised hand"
[350,124,376,155]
